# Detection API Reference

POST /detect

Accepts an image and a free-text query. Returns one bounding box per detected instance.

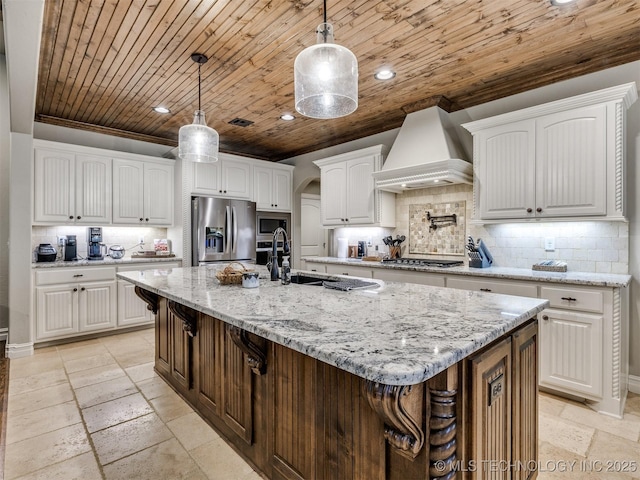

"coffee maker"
[87,227,104,260]
[64,235,77,261]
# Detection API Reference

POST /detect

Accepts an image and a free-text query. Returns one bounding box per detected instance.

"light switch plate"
[544,237,555,251]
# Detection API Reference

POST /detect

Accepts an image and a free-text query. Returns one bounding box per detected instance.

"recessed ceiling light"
[374,69,396,81]
[153,106,170,114]
[550,0,576,5]
[280,113,295,121]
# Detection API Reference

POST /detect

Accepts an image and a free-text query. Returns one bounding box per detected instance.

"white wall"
[0,56,10,332]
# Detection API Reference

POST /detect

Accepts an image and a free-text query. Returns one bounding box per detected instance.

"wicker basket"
[215,262,254,285]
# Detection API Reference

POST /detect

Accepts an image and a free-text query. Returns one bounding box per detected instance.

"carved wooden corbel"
[134,287,159,315]
[168,300,198,337]
[364,380,425,459]
[227,325,267,375]
[429,389,457,480]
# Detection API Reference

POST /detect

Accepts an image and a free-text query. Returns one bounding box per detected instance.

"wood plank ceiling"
[35,0,640,161]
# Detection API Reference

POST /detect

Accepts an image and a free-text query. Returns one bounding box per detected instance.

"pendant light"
[294,0,358,119]
[178,53,219,163]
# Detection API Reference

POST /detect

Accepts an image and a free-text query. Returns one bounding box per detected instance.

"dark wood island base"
[138,291,538,480]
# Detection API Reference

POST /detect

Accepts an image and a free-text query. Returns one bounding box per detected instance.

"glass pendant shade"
[179,110,219,163]
[294,23,358,119]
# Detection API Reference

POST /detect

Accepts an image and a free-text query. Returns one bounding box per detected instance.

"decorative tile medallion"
[409,202,466,255]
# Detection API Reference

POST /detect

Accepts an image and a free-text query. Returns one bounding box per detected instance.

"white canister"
[242,271,260,288]
[337,238,348,258]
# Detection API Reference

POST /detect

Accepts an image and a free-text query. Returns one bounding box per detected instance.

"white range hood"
[373,106,472,193]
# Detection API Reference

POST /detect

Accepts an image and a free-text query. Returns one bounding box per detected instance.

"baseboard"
[629,374,640,394]
[5,342,34,359]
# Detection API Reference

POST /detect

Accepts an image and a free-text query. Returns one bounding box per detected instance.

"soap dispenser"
[281,256,291,285]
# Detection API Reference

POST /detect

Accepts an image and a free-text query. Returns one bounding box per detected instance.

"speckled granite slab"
[33,257,182,268]
[302,257,631,288]
[118,265,548,386]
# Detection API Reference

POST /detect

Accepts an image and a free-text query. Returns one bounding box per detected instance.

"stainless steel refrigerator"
[191,196,256,266]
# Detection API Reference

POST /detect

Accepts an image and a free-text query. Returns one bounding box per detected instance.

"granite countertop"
[302,256,631,288]
[118,265,548,386]
[33,256,182,268]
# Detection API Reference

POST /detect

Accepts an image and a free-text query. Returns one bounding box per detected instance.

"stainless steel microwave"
[256,213,290,237]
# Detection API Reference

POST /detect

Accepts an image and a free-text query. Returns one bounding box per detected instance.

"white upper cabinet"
[113,158,174,226]
[253,164,293,212]
[463,83,637,221]
[314,145,395,228]
[192,155,252,199]
[34,148,112,224]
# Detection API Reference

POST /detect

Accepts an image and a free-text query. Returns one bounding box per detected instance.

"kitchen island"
[118,265,548,480]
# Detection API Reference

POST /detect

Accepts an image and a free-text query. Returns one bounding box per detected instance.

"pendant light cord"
[197,63,202,111]
[322,0,328,42]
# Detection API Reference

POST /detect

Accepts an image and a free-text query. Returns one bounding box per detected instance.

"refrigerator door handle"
[225,205,232,254]
[231,206,238,253]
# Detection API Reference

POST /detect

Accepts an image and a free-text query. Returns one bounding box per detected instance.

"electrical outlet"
[139,236,145,245]
[544,237,555,251]
[57,235,66,246]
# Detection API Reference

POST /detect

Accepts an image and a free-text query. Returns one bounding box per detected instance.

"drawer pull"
[73,274,84,278]
[561,296,577,302]
[542,315,549,321]
[480,288,492,292]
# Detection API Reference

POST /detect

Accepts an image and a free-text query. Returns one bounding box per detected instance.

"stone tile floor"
[4,328,640,479]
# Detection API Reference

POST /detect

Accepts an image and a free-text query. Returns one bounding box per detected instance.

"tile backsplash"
[393,184,629,274]
[32,226,169,261]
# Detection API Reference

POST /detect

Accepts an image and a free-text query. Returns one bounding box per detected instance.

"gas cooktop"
[382,258,464,268]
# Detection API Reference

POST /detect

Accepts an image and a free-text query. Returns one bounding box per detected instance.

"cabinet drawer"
[116,262,180,273]
[35,267,116,286]
[540,286,603,313]
[325,264,373,278]
[372,268,445,287]
[447,277,538,298]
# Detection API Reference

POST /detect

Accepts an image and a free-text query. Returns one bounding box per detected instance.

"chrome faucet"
[270,227,290,281]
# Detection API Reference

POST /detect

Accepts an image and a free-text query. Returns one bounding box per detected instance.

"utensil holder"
[389,246,401,259]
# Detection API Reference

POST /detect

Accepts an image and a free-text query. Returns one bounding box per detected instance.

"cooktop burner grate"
[382,258,464,268]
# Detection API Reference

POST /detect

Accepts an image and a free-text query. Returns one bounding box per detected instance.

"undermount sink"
[290,274,325,286]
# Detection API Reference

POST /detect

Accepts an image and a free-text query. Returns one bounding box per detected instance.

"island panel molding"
[428,389,458,480]
[168,300,197,338]
[134,286,159,314]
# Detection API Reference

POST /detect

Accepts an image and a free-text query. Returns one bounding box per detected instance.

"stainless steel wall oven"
[256,212,291,265]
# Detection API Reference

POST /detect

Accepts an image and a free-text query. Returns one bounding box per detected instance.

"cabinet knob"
[560,296,577,302]
[224,190,227,193]
[275,204,277,207]
[219,190,222,193]
[536,207,542,213]
[145,218,149,222]
[72,274,83,278]
[73,287,78,292]
[81,287,85,291]
[542,315,549,320]
[526,208,532,213]
[139,218,144,221]
[77,216,81,220]
[69,215,74,220]
[480,288,492,292]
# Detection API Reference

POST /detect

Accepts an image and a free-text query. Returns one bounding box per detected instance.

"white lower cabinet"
[35,267,117,341]
[446,276,538,297]
[116,262,180,327]
[371,268,445,287]
[539,308,603,399]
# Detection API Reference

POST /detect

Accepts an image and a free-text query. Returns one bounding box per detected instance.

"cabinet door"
[170,308,192,391]
[117,280,153,327]
[477,120,536,219]
[75,154,111,224]
[325,264,373,278]
[222,159,251,199]
[144,162,174,225]
[253,166,273,210]
[272,169,292,212]
[113,159,145,224]
[78,281,117,332]
[535,105,607,217]
[320,163,347,225]
[539,308,603,399]
[36,285,78,340]
[34,149,75,223]
[192,161,221,195]
[469,337,512,480]
[345,157,375,224]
